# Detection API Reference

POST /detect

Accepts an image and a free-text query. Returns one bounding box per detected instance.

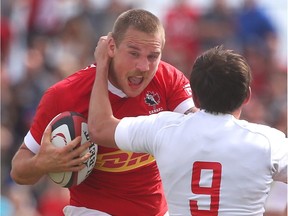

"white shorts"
[63,205,170,216]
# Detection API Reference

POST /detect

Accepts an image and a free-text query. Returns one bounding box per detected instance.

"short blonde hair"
[112,9,165,47]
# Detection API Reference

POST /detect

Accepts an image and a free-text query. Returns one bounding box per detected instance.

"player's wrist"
[32,154,50,177]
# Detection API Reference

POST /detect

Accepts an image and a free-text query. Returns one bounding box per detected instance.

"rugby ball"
[46,111,97,188]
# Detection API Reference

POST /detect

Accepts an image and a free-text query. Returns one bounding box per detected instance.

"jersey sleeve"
[114,112,184,155]
[270,131,288,183]
[24,86,62,153]
[115,115,156,154]
[160,62,194,113]
[23,66,95,153]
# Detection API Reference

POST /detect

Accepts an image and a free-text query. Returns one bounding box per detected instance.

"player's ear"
[243,87,251,105]
[107,32,115,57]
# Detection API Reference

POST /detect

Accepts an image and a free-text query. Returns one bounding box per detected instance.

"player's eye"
[148,54,159,61]
[130,52,139,57]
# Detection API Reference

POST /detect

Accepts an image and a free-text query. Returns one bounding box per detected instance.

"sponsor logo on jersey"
[144,91,164,114]
[94,150,155,172]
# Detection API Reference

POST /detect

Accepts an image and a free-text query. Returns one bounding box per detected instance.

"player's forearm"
[88,35,119,148]
[10,145,45,184]
[88,63,110,133]
[88,64,118,148]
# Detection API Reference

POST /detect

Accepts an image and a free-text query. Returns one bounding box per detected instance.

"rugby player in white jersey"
[87,38,288,215]
[43,36,287,215]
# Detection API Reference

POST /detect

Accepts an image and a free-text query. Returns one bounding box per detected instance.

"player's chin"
[125,89,142,97]
[124,82,144,97]
[126,85,145,97]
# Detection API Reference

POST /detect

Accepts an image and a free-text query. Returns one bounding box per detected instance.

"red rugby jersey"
[25,61,193,216]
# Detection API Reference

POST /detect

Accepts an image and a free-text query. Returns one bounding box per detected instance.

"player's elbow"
[10,151,41,185]
[88,118,118,149]
[88,120,105,144]
[10,167,34,185]
[10,169,25,185]
[88,127,101,144]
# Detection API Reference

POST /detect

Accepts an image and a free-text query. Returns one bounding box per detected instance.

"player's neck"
[232,108,242,119]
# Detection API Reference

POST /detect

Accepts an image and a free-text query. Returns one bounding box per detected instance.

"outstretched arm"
[88,34,119,149]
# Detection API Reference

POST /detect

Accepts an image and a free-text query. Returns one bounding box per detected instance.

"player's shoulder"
[157,60,181,75]
[49,64,96,92]
[155,111,188,126]
[237,119,286,140]
[153,61,187,83]
[60,64,96,85]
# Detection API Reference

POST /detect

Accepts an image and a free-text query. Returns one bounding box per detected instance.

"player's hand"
[34,126,91,174]
[94,33,112,69]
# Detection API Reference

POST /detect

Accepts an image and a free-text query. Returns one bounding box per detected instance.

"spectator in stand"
[264,68,287,135]
[162,0,201,78]
[236,0,278,57]
[198,0,237,51]
[0,16,11,63]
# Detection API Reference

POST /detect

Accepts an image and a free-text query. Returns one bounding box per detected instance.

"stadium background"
[1,0,287,215]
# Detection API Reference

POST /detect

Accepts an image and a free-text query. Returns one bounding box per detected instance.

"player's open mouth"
[128,76,144,87]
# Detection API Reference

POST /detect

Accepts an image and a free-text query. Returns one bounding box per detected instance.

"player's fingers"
[69,164,86,172]
[78,141,91,152]
[77,152,91,165]
[102,35,108,40]
[69,141,91,159]
[41,125,52,146]
[81,152,92,162]
[96,35,107,47]
[66,153,91,170]
[64,136,82,152]
[107,32,112,39]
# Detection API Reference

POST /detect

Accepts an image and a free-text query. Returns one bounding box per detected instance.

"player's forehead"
[120,28,163,52]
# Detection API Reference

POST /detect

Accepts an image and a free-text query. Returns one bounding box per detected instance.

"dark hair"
[112,9,165,47]
[190,46,252,114]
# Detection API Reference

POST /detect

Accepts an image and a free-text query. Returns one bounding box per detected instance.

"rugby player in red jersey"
[11,9,196,216]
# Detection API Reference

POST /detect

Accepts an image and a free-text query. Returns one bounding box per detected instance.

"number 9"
[190,161,222,216]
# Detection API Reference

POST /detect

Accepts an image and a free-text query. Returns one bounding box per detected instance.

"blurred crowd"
[1,0,287,215]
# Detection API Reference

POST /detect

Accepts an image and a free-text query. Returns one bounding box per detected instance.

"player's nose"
[136,58,149,71]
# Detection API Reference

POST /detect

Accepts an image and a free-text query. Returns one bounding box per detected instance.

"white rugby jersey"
[115,110,288,216]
